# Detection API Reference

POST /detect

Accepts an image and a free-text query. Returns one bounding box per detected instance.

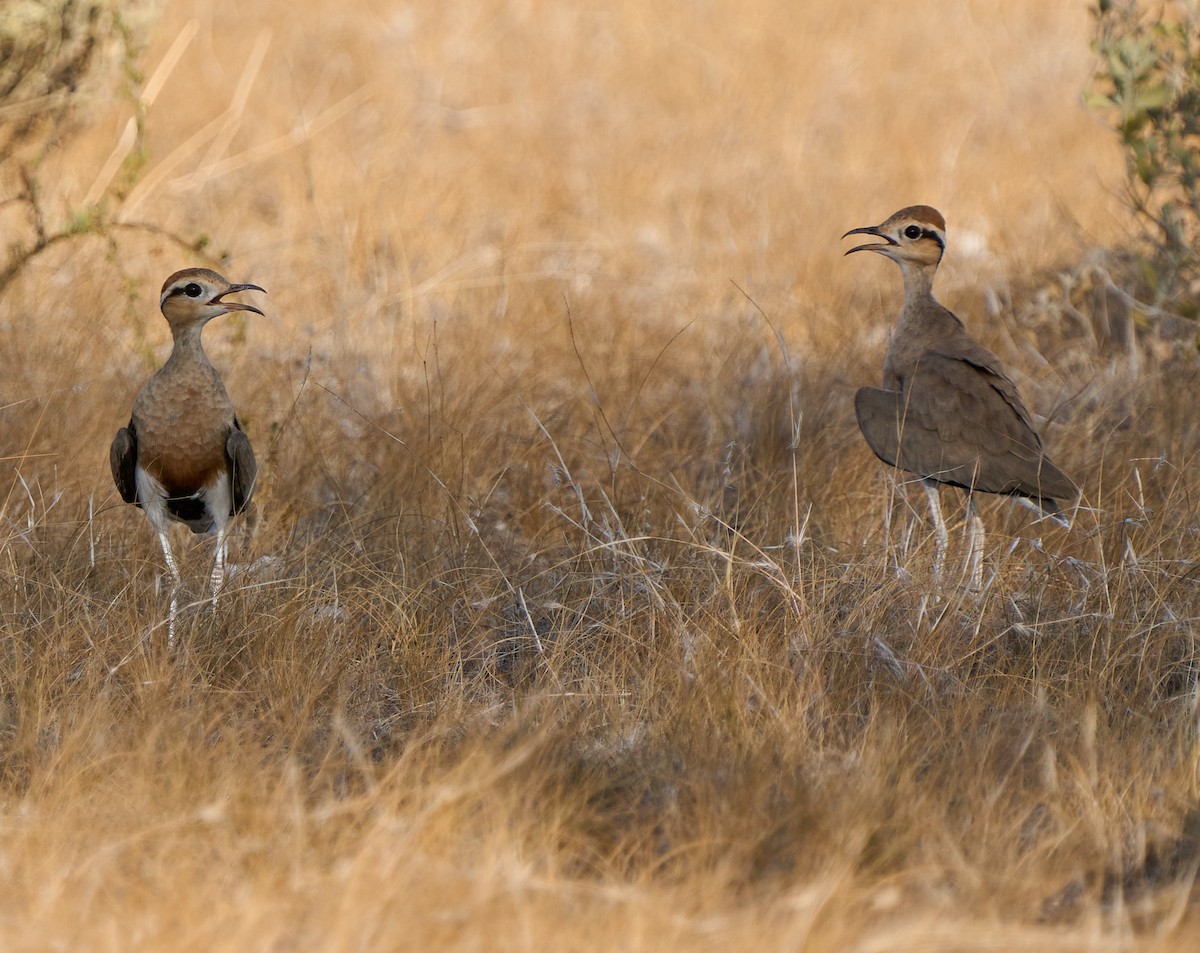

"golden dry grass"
[2,0,1200,949]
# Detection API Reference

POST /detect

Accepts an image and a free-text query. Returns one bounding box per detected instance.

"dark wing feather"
[855,387,903,470]
[934,338,1040,435]
[110,423,140,506]
[856,351,1076,506]
[226,419,257,514]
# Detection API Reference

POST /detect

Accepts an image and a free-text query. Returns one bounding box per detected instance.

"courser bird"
[843,206,1076,587]
[111,268,265,638]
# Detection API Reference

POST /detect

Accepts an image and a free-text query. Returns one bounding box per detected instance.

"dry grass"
[2,0,1200,949]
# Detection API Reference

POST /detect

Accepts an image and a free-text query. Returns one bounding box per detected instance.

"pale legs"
[155,521,232,648]
[920,481,984,590]
[209,523,230,605]
[921,480,949,582]
[964,496,985,591]
[156,528,181,646]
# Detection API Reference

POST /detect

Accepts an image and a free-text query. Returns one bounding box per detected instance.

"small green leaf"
[1134,83,1173,110]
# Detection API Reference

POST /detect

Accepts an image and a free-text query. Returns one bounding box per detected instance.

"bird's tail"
[1016,494,1071,528]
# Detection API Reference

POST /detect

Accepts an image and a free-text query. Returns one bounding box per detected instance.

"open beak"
[841,225,897,257]
[212,282,267,316]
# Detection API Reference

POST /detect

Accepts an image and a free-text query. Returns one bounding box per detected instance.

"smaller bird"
[843,206,1076,587]
[111,268,265,638]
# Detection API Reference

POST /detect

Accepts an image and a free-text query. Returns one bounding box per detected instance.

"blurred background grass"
[2,1,1200,950]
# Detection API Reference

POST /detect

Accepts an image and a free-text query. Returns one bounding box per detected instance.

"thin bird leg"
[921,480,948,582]
[898,485,917,557]
[167,590,179,646]
[157,529,181,646]
[964,495,985,591]
[881,473,901,575]
[157,529,181,584]
[209,524,229,606]
[880,473,893,553]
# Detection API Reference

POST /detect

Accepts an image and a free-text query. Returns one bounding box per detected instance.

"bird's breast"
[131,364,236,494]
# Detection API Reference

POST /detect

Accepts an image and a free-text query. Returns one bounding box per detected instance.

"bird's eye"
[184,283,203,297]
[903,225,922,240]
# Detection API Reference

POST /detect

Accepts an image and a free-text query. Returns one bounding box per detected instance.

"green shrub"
[1088,0,1200,306]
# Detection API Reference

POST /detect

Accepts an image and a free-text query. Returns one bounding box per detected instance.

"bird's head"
[843,206,946,269]
[159,268,266,331]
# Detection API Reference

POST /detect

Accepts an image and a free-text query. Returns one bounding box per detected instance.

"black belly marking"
[166,493,214,533]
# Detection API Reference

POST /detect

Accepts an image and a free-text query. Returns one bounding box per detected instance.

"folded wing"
[855,350,1075,509]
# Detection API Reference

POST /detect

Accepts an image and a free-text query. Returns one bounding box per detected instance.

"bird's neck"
[892,261,965,348]
[895,263,952,335]
[167,323,210,364]
[898,262,938,308]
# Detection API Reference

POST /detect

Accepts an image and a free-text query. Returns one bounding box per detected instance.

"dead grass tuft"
[1,1,1199,950]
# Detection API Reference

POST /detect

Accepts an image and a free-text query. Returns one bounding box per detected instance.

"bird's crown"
[160,268,236,309]
[883,205,945,234]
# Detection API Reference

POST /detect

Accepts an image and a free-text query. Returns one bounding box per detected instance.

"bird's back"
[863,299,1075,506]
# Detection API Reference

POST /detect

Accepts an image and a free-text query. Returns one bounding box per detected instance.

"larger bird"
[111,268,265,636]
[844,206,1076,586]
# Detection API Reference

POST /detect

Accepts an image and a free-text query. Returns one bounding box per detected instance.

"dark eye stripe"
[901,224,944,250]
[166,283,205,300]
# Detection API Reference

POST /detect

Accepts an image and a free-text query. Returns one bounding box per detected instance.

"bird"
[843,205,1076,587]
[111,268,265,639]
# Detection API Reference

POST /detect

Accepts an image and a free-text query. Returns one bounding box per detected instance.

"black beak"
[841,225,897,256]
[212,283,267,316]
